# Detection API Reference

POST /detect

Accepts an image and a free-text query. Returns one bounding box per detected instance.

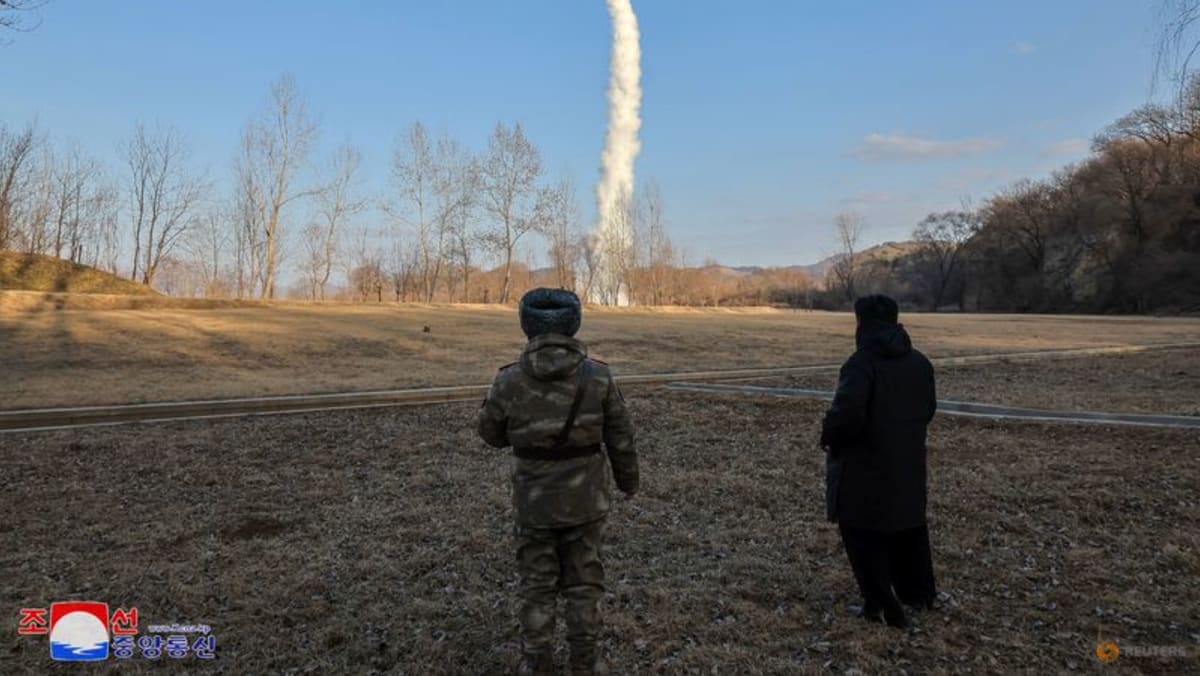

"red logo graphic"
[17,608,48,635]
[110,607,139,636]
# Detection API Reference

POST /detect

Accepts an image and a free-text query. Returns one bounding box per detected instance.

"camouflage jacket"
[477,333,639,528]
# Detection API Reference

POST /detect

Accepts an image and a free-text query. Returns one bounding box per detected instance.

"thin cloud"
[851,133,1003,161]
[839,190,906,206]
[1044,138,1091,156]
[1010,41,1037,55]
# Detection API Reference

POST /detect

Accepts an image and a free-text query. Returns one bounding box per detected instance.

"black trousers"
[838,523,936,624]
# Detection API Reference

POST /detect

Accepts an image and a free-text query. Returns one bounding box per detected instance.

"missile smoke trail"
[593,0,642,305]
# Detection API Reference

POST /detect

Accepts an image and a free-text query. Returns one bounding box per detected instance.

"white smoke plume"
[592,0,641,305]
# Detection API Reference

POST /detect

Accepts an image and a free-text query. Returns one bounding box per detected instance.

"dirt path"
[666,382,1200,430]
[5,342,1199,434]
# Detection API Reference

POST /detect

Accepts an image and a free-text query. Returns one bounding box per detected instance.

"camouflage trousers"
[514,518,605,666]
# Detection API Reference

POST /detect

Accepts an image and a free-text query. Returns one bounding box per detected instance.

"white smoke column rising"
[593,0,641,305]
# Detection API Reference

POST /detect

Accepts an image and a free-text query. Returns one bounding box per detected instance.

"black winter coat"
[821,321,936,531]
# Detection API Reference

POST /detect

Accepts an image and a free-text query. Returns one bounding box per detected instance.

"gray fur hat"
[519,288,582,338]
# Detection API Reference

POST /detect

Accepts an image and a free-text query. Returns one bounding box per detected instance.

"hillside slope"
[0,252,156,295]
[799,240,922,281]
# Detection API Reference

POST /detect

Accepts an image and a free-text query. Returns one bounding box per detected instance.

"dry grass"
[3,302,1199,408]
[0,253,156,296]
[0,290,266,312]
[935,347,1200,416]
[763,346,1200,416]
[2,388,1198,674]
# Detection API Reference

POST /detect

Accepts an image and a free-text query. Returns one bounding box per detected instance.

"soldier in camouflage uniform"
[478,288,639,676]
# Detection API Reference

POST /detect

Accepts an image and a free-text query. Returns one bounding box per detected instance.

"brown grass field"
[2,300,1199,408]
[2,302,1199,673]
[1,392,1197,674]
[761,346,1200,417]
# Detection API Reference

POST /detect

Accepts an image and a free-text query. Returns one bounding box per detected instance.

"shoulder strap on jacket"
[553,359,593,450]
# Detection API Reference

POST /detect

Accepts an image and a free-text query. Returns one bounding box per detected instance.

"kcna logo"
[18,602,138,662]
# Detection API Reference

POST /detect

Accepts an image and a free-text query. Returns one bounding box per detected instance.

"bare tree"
[187,208,231,297]
[347,231,386,303]
[912,210,978,310]
[985,179,1057,274]
[123,123,206,287]
[542,177,580,292]
[70,168,117,267]
[389,237,419,302]
[431,135,478,302]
[0,122,38,250]
[1042,168,1092,304]
[389,125,479,303]
[48,144,102,261]
[232,150,265,299]
[349,255,386,302]
[237,74,319,298]
[637,180,675,305]
[448,160,482,302]
[1096,138,1160,249]
[1176,72,1200,145]
[1104,104,1181,150]
[299,223,326,299]
[301,144,363,300]
[92,184,121,274]
[588,186,637,305]
[828,211,865,303]
[388,122,442,301]
[0,0,46,38]
[18,147,54,255]
[578,232,602,303]
[1155,1,1200,99]
[153,255,207,297]
[480,122,543,303]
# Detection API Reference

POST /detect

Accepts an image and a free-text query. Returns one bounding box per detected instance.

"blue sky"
[1,0,1163,267]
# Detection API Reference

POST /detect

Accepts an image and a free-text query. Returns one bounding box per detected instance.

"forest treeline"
[1,75,1198,312]
[825,79,1200,314]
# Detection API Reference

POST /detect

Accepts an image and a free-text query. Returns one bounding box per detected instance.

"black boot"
[882,606,908,629]
[853,602,907,629]
[517,651,554,676]
[568,644,608,675]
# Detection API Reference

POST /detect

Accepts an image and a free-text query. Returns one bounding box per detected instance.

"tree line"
[4,73,1199,312]
[0,75,689,305]
[0,73,824,307]
[824,79,1200,314]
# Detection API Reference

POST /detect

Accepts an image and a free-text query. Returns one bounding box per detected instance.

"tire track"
[3,341,1197,434]
[666,382,1200,430]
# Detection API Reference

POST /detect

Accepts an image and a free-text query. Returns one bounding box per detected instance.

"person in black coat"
[821,294,938,628]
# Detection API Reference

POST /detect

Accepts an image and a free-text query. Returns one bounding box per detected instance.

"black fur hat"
[519,288,582,338]
[854,294,899,324]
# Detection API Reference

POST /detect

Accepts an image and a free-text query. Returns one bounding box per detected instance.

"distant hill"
[526,241,921,286]
[0,252,156,295]
[725,241,922,284]
[800,241,921,281]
